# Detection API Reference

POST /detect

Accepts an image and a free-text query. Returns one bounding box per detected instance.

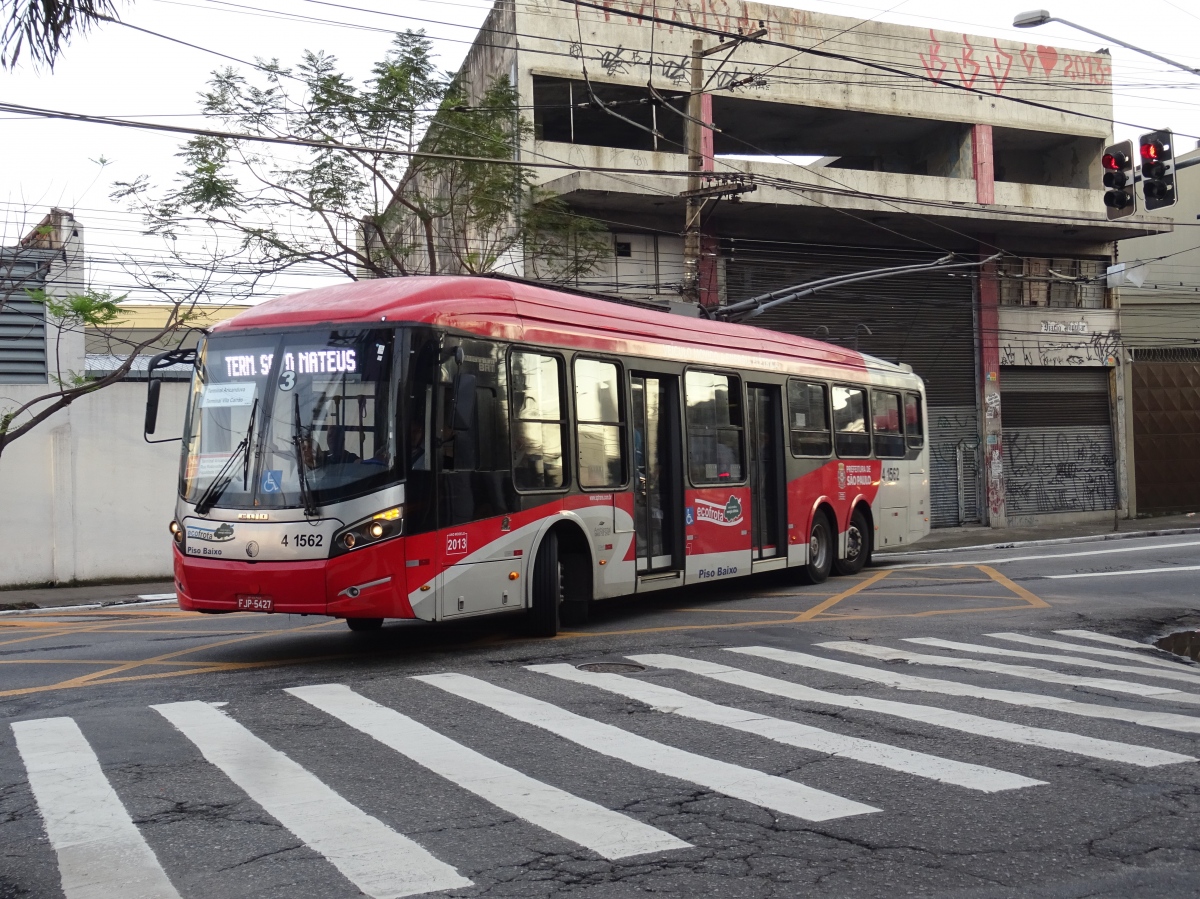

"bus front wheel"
[834,507,870,576]
[528,531,562,637]
[346,617,383,632]
[798,513,833,584]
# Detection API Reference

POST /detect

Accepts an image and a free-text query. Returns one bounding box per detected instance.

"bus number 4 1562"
[282,534,323,548]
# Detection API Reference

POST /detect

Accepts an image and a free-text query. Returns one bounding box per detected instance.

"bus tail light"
[332,507,403,555]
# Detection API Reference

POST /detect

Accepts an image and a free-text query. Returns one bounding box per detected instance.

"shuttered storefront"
[1130,354,1200,515]
[1000,367,1116,515]
[725,242,980,527]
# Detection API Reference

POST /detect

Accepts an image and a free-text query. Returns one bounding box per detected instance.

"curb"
[874,526,1200,560]
[0,597,179,617]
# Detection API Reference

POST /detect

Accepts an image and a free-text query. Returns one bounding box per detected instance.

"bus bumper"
[173,545,414,618]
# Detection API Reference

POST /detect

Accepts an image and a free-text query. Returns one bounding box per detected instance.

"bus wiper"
[292,393,319,519]
[195,397,258,515]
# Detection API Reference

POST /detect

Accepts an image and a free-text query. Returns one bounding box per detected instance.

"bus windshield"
[181,328,397,510]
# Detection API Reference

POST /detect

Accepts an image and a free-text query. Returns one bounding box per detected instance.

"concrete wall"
[513,0,1112,141]
[0,381,189,587]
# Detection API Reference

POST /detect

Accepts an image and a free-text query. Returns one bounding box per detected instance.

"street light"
[1012,9,1200,76]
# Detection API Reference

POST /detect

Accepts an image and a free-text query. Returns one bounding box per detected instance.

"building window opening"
[532,75,685,153]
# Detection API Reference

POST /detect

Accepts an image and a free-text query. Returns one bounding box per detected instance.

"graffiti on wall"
[1005,430,1116,514]
[1001,330,1121,367]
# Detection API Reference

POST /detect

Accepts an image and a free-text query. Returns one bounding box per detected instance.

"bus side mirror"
[145,378,162,436]
[143,346,198,445]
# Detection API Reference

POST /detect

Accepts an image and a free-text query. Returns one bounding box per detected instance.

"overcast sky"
[1,0,1196,300]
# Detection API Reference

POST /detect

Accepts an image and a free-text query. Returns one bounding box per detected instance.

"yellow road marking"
[977,565,1051,608]
[0,619,341,698]
[792,569,892,621]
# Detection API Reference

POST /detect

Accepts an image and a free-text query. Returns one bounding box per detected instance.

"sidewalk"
[0,581,176,612]
[878,512,1200,555]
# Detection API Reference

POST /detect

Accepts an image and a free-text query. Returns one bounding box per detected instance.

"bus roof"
[213,276,915,382]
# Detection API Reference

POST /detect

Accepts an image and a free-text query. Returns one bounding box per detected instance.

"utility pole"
[680,28,766,309]
[682,38,706,307]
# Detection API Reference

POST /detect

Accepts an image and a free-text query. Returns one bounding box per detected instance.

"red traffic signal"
[1139,130,1177,211]
[1101,140,1137,220]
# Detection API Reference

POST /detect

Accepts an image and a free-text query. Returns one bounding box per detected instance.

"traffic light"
[1101,140,1136,219]
[1139,130,1178,211]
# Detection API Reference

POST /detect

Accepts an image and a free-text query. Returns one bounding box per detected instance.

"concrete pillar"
[972,124,995,205]
[978,248,1006,527]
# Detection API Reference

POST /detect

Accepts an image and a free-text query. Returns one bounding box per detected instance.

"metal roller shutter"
[1000,367,1116,515]
[726,241,980,527]
[1131,360,1200,515]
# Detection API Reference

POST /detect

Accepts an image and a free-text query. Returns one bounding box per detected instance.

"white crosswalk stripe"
[17,631,1200,899]
[730,645,1200,735]
[988,632,1193,671]
[12,717,183,899]
[286,683,690,859]
[1054,629,1179,653]
[414,671,880,822]
[629,653,1194,767]
[903,637,1200,686]
[529,662,1044,792]
[820,640,1200,705]
[152,700,472,899]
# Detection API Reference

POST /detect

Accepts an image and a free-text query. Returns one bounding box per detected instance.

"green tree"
[116,31,608,283]
[1,0,117,68]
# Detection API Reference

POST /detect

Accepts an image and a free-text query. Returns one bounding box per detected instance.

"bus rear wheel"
[528,532,562,637]
[798,512,833,584]
[833,507,870,576]
[346,617,383,632]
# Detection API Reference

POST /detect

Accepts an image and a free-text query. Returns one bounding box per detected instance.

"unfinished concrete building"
[433,0,1173,528]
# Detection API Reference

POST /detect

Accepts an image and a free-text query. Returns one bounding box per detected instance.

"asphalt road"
[3,532,1200,899]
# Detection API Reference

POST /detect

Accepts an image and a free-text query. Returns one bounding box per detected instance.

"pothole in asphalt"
[1155,630,1200,662]
[577,662,646,673]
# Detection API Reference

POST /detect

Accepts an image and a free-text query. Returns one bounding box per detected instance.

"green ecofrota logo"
[186,522,236,542]
[724,496,742,522]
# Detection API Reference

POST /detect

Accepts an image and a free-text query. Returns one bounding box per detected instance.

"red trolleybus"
[162,276,930,635]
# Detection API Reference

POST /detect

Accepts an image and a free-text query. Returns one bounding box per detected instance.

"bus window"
[575,358,626,489]
[905,393,924,450]
[786,379,832,457]
[872,391,905,458]
[685,370,744,484]
[510,350,567,490]
[832,385,870,458]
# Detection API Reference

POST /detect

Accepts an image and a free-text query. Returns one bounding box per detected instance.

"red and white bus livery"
[165,276,930,635]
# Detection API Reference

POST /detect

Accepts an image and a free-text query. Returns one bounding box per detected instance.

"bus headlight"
[169,520,184,544]
[332,507,402,555]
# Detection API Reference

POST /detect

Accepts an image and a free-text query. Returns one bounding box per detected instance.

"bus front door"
[748,383,786,570]
[631,373,683,587]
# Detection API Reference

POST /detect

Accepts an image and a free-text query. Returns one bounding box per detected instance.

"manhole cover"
[1155,630,1200,663]
[576,662,646,673]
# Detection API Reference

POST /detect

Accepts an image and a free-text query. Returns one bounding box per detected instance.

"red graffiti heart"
[1036,45,1058,76]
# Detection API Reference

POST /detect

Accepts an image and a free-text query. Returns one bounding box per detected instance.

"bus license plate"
[236,594,274,612]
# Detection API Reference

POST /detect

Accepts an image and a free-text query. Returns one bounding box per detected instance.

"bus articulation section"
[161,276,930,635]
